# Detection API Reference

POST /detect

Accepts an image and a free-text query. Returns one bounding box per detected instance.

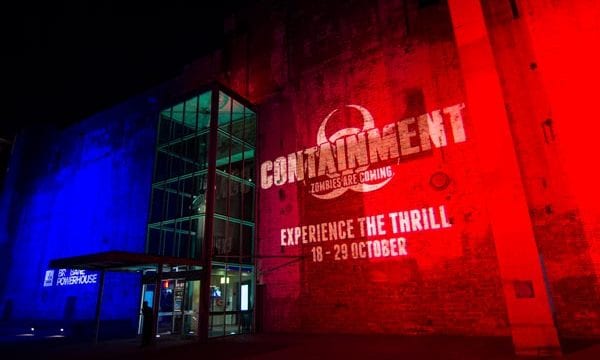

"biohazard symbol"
[312,105,393,199]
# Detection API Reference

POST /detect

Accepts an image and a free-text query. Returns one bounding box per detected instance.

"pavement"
[1,332,600,359]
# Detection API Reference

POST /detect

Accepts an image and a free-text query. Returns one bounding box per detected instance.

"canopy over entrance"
[48,250,203,272]
[48,251,203,344]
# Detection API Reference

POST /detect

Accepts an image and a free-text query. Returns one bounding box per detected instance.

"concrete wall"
[0,94,158,337]
[481,0,600,338]
[177,0,600,339]
[217,0,511,336]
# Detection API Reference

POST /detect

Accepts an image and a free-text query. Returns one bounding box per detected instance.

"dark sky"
[0,0,248,139]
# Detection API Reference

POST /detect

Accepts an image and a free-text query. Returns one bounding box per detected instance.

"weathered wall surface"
[0,94,158,336]
[209,0,512,336]
[188,0,600,338]
[481,0,600,337]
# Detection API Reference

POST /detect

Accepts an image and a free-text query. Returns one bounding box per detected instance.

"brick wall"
[219,0,510,337]
[482,0,600,337]
[177,0,600,339]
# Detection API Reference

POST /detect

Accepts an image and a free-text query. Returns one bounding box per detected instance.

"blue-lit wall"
[0,96,158,338]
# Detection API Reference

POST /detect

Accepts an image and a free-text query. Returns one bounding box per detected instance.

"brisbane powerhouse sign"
[260,102,466,199]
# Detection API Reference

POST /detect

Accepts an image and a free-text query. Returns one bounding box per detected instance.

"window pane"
[218,92,232,130]
[243,112,256,145]
[242,225,254,263]
[215,174,229,216]
[213,218,241,260]
[228,179,243,219]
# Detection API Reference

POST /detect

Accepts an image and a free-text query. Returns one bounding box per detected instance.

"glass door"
[183,280,201,336]
[157,279,175,335]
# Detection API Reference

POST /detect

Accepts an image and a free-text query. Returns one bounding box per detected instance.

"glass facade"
[143,86,256,338]
[147,91,211,258]
[210,92,256,336]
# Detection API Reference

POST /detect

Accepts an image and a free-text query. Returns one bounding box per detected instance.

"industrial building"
[1,0,599,356]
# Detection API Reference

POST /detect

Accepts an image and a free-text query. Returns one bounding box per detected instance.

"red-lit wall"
[181,0,600,339]
[481,0,600,337]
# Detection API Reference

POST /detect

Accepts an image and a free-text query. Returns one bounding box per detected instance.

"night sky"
[0,1,249,139]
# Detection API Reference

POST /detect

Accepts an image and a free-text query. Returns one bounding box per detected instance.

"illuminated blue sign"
[43,269,99,287]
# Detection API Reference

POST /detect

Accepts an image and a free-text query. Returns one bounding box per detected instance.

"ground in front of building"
[2,333,600,359]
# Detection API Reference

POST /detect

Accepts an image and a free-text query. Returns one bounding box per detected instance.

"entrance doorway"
[208,264,254,337]
[139,278,200,336]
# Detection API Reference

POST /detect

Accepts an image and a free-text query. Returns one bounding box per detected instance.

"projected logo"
[311,105,393,199]
[260,102,466,200]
